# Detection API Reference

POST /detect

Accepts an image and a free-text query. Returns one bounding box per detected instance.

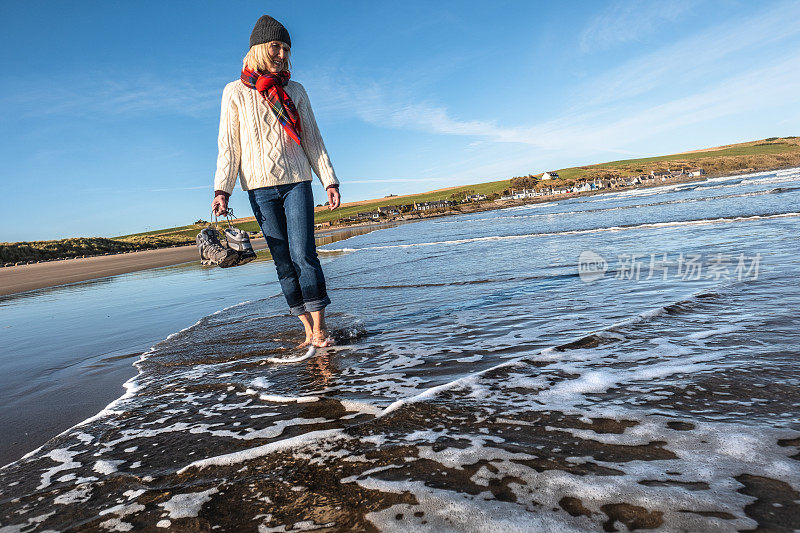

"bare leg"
[310,309,333,347]
[297,312,314,348]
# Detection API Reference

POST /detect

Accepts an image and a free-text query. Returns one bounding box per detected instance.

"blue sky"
[2,1,800,241]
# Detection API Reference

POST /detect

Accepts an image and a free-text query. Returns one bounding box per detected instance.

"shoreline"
[0,166,786,297]
[320,165,780,228]
[0,223,400,297]
[0,223,402,465]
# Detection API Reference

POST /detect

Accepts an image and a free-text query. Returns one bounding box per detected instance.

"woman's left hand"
[327,187,341,210]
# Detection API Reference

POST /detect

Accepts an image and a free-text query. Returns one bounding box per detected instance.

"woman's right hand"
[212,194,229,216]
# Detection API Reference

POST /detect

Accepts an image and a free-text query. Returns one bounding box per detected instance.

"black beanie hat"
[250,15,291,48]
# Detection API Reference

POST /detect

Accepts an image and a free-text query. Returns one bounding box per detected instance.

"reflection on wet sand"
[314,221,408,247]
[305,351,336,390]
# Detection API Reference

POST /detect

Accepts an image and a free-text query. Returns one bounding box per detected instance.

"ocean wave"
[582,167,798,203]
[3,283,729,472]
[441,184,800,225]
[330,272,583,292]
[497,201,558,212]
[699,173,800,191]
[321,211,800,252]
[379,286,725,418]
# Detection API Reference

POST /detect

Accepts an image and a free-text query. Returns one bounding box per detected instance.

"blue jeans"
[248,181,331,316]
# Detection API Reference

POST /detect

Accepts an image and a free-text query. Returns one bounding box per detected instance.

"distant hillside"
[311,136,800,224]
[311,179,510,225]
[550,137,800,182]
[3,136,798,265]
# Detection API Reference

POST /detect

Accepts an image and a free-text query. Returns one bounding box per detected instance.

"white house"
[464,194,487,202]
[414,200,452,211]
[377,205,401,215]
[650,170,671,180]
[541,171,560,181]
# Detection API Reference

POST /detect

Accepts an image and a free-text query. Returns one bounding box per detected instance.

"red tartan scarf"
[240,67,302,145]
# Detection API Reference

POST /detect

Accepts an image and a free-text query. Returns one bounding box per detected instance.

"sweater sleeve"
[296,84,340,189]
[213,83,241,196]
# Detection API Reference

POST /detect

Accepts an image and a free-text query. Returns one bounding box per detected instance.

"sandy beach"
[0,222,405,297]
[0,239,269,296]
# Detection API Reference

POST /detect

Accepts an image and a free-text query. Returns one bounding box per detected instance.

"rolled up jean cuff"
[289,295,331,316]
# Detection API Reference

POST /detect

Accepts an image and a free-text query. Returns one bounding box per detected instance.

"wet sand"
[1,168,799,530]
[0,239,268,296]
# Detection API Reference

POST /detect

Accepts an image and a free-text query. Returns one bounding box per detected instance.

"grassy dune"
[1,234,194,265]
[4,137,798,265]
[1,218,263,265]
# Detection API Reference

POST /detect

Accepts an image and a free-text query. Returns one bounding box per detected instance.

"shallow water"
[1,170,799,531]
[0,224,394,466]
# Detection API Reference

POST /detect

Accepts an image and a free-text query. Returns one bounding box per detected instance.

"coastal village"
[316,167,706,229]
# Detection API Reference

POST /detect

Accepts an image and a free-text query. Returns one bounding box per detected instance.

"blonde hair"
[243,42,292,72]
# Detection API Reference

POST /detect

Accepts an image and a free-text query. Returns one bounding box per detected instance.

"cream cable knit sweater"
[213,79,339,196]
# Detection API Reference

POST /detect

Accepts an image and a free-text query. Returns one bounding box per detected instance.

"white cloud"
[345,177,452,184]
[579,0,694,52]
[575,1,800,107]
[2,72,226,118]
[532,51,800,151]
[302,0,800,167]
[148,185,209,192]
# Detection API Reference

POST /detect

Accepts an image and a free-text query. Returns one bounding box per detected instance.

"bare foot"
[311,329,334,348]
[296,332,313,349]
[297,312,314,349]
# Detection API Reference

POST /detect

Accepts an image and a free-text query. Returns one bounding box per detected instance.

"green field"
[113,223,201,239]
[316,138,800,222]
[312,179,511,224]
[554,139,800,181]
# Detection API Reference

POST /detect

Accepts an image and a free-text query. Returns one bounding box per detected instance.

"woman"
[212,15,341,348]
